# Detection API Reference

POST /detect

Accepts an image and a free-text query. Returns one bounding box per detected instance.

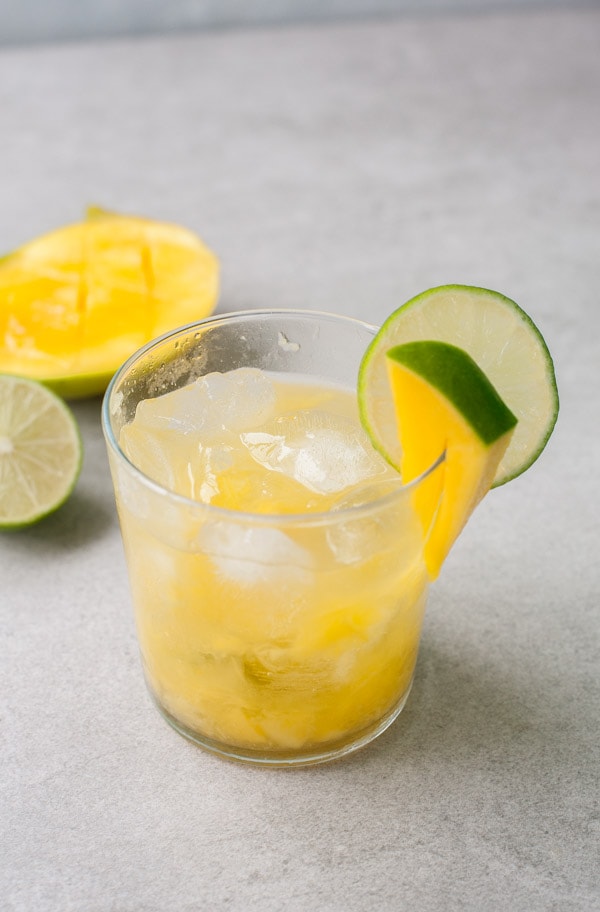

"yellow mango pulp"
[0,214,218,396]
[387,358,514,578]
[119,509,428,754]
[114,376,435,757]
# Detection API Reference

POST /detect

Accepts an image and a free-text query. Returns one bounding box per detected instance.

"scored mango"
[0,209,219,398]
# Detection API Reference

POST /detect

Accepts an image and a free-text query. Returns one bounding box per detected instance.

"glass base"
[150,681,414,767]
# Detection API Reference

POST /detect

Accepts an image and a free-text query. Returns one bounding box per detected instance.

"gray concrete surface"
[0,0,585,47]
[1,6,599,910]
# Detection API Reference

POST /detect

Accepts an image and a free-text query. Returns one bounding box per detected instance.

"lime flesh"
[359,285,559,486]
[0,374,82,527]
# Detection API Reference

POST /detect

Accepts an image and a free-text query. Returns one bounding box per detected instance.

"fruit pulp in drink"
[116,368,431,756]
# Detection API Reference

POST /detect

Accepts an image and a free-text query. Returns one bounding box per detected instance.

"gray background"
[0,0,593,46]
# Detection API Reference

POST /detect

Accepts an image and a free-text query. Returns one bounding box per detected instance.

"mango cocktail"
[103,290,558,765]
[104,311,442,765]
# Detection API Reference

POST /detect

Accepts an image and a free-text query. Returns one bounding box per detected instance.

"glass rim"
[101,308,445,528]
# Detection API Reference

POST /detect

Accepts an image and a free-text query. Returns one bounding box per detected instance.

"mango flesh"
[386,341,517,578]
[0,212,219,398]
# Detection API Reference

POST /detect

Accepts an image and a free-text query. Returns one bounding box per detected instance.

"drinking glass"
[102,310,444,766]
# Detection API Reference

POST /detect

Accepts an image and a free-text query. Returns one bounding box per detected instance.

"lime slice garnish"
[0,375,82,527]
[359,285,559,486]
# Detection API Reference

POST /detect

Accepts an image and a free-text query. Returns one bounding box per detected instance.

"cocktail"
[102,288,558,766]
[103,310,444,764]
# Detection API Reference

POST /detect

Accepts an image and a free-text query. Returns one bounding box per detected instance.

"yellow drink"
[103,311,441,765]
[116,371,429,759]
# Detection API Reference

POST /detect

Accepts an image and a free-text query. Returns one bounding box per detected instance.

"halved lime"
[0,375,82,527]
[359,285,559,486]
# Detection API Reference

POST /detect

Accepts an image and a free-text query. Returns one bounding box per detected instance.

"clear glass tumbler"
[102,310,444,766]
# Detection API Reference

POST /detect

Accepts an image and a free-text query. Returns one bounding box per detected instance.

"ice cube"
[240,410,387,495]
[198,521,313,585]
[134,368,276,438]
[326,479,420,565]
[185,443,235,504]
[119,422,178,491]
[114,461,151,521]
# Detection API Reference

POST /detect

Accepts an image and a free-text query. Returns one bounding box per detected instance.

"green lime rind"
[358,284,559,487]
[0,374,83,529]
[387,341,518,445]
